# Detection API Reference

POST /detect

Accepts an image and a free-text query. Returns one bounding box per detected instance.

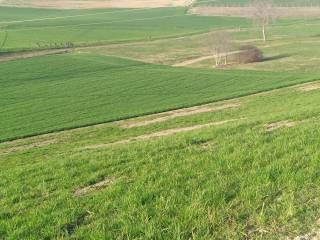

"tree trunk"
[262,24,266,42]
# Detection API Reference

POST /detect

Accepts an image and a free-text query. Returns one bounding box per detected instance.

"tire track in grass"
[82,118,244,150]
[119,102,240,128]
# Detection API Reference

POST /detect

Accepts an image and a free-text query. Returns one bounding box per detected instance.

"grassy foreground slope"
[1,53,318,142]
[0,7,249,51]
[1,81,320,239]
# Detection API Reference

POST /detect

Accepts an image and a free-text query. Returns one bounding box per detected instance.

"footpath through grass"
[1,53,318,142]
[1,81,320,239]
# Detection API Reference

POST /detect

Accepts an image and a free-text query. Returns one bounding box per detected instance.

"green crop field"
[0,7,249,51]
[2,53,317,142]
[1,3,320,240]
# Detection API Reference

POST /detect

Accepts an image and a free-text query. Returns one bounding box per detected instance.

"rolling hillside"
[1,3,320,240]
[2,53,317,142]
[2,80,320,239]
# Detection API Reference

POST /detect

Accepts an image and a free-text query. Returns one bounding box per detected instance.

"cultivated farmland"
[1,2,320,240]
[2,53,318,142]
[0,7,249,51]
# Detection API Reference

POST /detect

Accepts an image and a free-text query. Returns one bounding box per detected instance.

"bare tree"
[251,0,277,42]
[208,31,233,67]
[0,25,8,52]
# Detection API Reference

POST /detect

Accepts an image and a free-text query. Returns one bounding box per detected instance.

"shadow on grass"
[262,54,291,62]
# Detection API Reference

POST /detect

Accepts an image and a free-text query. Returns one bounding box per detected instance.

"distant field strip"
[0,7,250,51]
[190,6,320,18]
[0,0,192,9]
[1,53,318,142]
[0,8,146,24]
[7,15,185,31]
[195,0,320,6]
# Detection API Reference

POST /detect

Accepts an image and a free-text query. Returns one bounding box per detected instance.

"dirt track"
[0,49,71,63]
[83,119,241,150]
[120,103,240,128]
[0,0,193,9]
[298,82,320,92]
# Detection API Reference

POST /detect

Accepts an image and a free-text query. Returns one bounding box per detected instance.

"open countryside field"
[1,1,320,239]
[85,17,320,72]
[0,7,249,51]
[2,53,317,142]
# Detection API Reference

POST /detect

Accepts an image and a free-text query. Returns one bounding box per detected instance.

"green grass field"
[1,3,320,239]
[0,7,249,51]
[95,17,320,72]
[1,80,320,239]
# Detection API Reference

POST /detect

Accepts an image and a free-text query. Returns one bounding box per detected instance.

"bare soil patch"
[83,118,242,150]
[298,83,320,92]
[0,139,58,155]
[199,141,216,150]
[74,177,115,196]
[173,51,242,67]
[290,219,320,240]
[265,120,302,132]
[1,0,192,9]
[189,7,320,18]
[120,102,240,128]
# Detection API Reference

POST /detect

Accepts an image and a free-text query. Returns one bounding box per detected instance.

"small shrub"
[237,45,263,64]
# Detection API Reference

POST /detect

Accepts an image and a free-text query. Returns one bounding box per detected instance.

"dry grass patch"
[265,120,302,132]
[84,118,242,150]
[0,49,71,63]
[289,219,320,240]
[74,177,115,196]
[0,138,59,155]
[120,102,240,128]
[199,141,216,151]
[298,82,320,92]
